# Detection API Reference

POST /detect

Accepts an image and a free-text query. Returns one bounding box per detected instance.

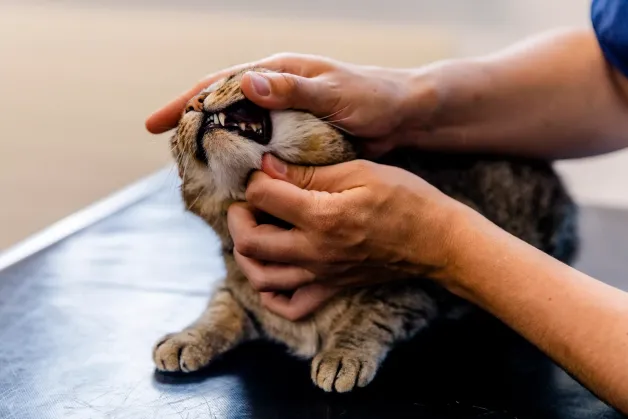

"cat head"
[171,68,357,208]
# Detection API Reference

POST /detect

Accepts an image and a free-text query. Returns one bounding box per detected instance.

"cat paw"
[311,350,379,393]
[152,330,214,373]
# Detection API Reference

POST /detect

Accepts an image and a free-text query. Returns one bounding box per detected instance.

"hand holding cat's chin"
[227,153,473,320]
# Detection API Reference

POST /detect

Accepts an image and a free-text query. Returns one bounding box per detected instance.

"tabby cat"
[152,68,578,392]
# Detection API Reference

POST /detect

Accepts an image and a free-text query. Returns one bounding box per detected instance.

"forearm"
[443,208,628,413]
[406,28,628,159]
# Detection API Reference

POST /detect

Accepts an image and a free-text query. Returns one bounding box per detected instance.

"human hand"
[145,53,437,157]
[227,154,468,320]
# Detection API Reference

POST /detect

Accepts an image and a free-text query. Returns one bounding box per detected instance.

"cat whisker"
[158,165,182,196]
[186,189,204,211]
[321,115,352,126]
[181,154,191,182]
[318,105,350,122]
[299,117,357,137]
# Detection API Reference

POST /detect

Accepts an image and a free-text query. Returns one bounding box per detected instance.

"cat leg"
[312,290,437,392]
[153,287,258,373]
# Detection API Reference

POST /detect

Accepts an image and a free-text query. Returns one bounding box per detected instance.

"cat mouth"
[195,99,272,164]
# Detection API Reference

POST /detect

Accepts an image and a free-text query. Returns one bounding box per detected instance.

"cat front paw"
[152,329,215,373]
[311,350,379,393]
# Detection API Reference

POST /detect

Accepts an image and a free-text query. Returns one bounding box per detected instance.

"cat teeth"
[209,115,263,134]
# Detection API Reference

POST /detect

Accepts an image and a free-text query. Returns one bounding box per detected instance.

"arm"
[446,207,628,413]
[406,28,628,159]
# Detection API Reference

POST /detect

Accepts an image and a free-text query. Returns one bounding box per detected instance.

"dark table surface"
[1,175,627,419]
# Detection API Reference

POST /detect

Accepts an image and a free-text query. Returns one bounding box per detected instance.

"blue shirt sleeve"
[592,0,628,77]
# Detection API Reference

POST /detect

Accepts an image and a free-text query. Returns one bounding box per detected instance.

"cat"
[153,68,578,393]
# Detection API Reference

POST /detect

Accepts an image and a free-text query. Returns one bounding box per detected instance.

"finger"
[234,250,315,292]
[261,154,374,192]
[145,66,244,134]
[145,56,292,134]
[260,284,340,321]
[227,202,316,263]
[144,53,321,134]
[241,71,342,118]
[246,171,315,227]
[253,52,335,78]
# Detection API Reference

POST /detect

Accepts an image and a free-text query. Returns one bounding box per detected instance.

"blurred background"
[1,0,625,252]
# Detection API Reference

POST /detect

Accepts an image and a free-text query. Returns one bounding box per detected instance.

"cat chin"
[201,135,266,201]
[206,164,254,202]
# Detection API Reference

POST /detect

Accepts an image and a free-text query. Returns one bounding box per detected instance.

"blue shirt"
[592,0,628,77]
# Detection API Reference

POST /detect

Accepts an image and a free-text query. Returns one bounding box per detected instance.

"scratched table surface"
[0,177,626,419]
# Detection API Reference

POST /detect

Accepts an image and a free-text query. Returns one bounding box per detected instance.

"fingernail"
[268,155,287,175]
[248,72,271,97]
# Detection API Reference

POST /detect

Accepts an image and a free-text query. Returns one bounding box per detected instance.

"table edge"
[0,166,175,271]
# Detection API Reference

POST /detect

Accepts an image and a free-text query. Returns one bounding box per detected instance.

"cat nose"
[184,92,209,114]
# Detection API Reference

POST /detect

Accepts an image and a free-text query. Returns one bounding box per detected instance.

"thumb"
[261,154,372,193]
[241,71,341,117]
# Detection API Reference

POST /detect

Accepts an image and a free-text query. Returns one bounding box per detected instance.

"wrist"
[394,65,442,148]
[429,202,501,303]
[399,189,480,290]
[397,58,488,151]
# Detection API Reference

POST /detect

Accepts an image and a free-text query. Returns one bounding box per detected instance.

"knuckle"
[226,205,242,232]
[263,52,301,74]
[228,200,247,214]
[248,272,269,292]
[268,52,294,62]
[280,74,302,101]
[245,181,266,205]
[351,159,376,176]
[284,309,305,322]
[297,166,317,190]
[267,52,311,67]
[234,236,258,258]
[319,78,343,110]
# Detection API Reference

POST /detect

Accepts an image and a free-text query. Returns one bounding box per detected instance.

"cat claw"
[152,329,214,373]
[311,350,378,393]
